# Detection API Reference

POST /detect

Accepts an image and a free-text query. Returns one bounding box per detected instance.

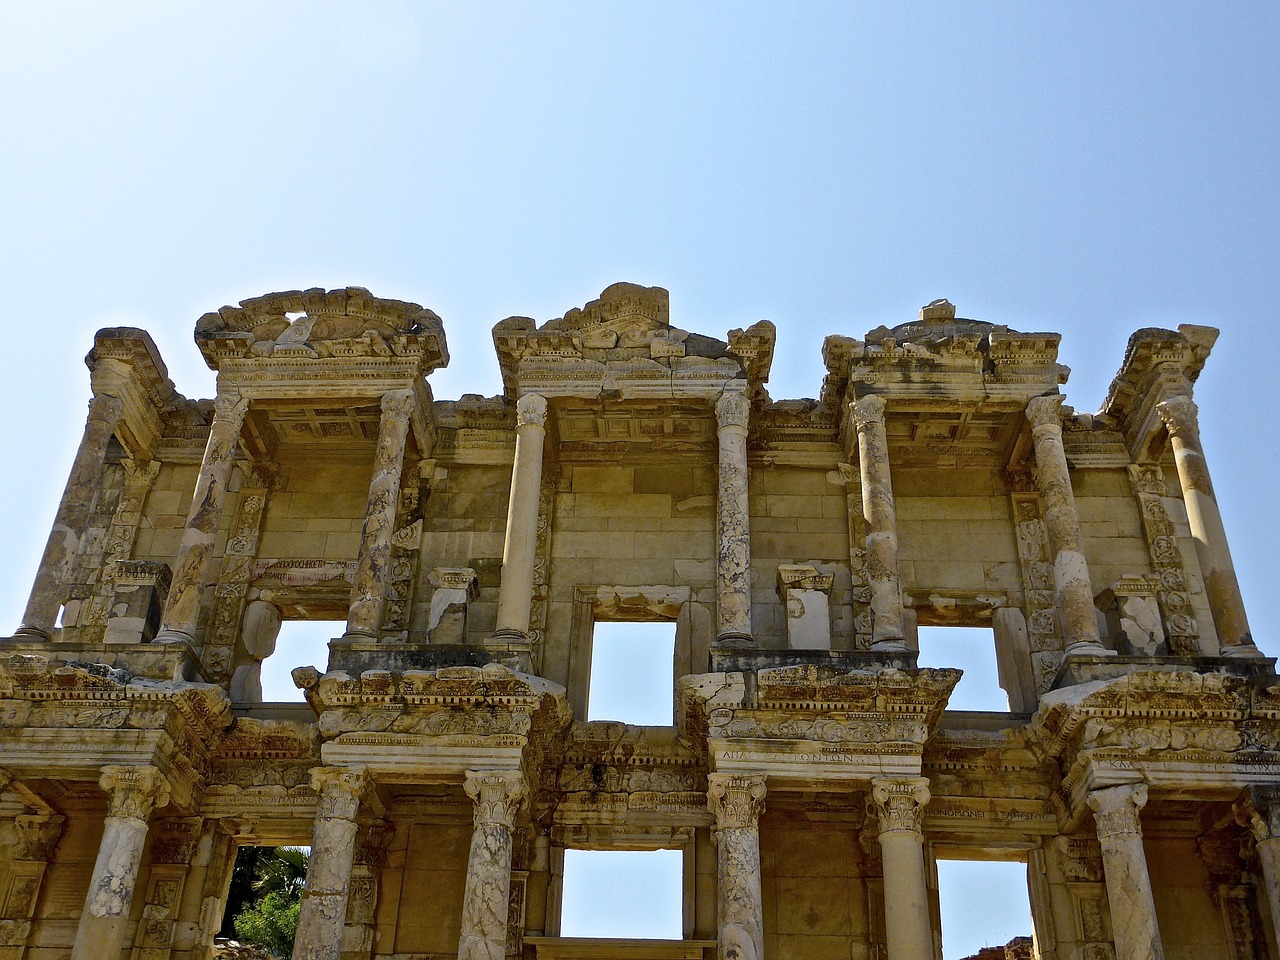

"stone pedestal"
[869,777,933,960]
[495,395,548,640]
[18,393,125,638]
[851,396,906,650]
[1096,576,1165,657]
[71,765,170,960]
[293,767,371,960]
[1156,395,1259,656]
[715,386,753,644]
[346,389,417,640]
[458,770,526,960]
[1087,783,1164,960]
[775,565,834,650]
[155,392,250,644]
[428,568,480,644]
[1025,396,1109,657]
[707,774,766,960]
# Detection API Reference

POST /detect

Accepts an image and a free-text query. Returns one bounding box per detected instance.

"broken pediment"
[194,286,448,372]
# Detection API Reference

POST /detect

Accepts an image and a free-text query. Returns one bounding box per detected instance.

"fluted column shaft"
[852,396,905,649]
[458,770,526,960]
[495,395,548,639]
[292,767,369,960]
[1087,783,1164,960]
[707,774,766,960]
[870,777,933,960]
[1155,395,1257,655]
[715,387,753,642]
[346,389,416,639]
[1026,396,1107,656]
[18,393,125,637]
[71,765,170,960]
[155,392,250,643]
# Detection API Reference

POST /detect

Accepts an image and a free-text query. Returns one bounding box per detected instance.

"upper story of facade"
[2,282,1264,720]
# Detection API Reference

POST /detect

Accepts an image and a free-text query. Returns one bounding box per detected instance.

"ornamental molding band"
[0,287,1275,960]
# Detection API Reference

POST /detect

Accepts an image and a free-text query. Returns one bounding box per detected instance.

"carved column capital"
[354,820,395,867]
[515,393,548,429]
[99,765,170,821]
[87,391,126,425]
[464,769,526,830]
[310,766,371,822]
[12,814,65,861]
[1025,394,1066,430]
[1236,786,1280,842]
[715,386,750,431]
[380,387,417,422]
[707,773,767,829]
[870,776,931,835]
[1156,393,1200,442]
[851,394,886,430]
[1087,782,1148,839]
[212,390,250,424]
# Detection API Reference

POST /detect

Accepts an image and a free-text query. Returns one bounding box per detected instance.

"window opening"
[935,859,1034,960]
[916,625,1008,712]
[258,619,344,702]
[586,621,676,725]
[220,844,311,955]
[560,849,683,939]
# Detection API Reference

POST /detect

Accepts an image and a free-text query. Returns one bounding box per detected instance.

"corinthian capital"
[516,393,548,429]
[1156,394,1200,442]
[715,386,750,431]
[1236,786,1280,842]
[851,394,886,430]
[380,387,417,422]
[87,392,126,425]
[212,391,251,424]
[707,773,767,829]
[310,766,371,822]
[99,765,170,821]
[1025,394,1066,430]
[464,769,526,830]
[1087,782,1148,839]
[870,776,930,835]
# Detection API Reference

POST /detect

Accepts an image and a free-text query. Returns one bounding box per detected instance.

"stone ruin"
[0,281,1276,960]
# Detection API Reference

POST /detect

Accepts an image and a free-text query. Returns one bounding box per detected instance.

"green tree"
[231,847,310,959]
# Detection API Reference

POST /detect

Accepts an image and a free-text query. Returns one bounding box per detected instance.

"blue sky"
[2,4,1277,956]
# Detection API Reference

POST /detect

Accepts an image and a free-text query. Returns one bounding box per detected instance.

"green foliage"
[233,890,300,959]
[229,847,310,959]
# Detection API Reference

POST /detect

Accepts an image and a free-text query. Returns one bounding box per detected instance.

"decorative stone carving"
[707,774,766,960]
[206,469,271,682]
[1010,492,1066,692]
[1126,464,1199,654]
[459,770,527,960]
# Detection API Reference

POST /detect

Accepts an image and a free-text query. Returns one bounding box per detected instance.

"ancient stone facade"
[0,283,1275,960]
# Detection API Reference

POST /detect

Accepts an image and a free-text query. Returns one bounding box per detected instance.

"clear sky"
[2,4,1277,957]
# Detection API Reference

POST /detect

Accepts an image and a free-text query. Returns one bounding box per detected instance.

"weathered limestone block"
[776,564,834,650]
[428,568,479,644]
[1095,577,1166,657]
[1087,783,1164,960]
[707,773,766,960]
[101,560,172,645]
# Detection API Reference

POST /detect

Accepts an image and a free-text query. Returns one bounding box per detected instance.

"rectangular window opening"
[258,619,345,703]
[916,625,1009,712]
[935,858,1035,960]
[220,844,311,953]
[586,621,676,725]
[560,849,683,939]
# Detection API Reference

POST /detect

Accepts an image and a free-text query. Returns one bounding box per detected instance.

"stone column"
[17,393,125,638]
[1237,786,1280,954]
[851,396,906,649]
[495,395,548,640]
[458,770,526,960]
[1025,396,1108,657]
[71,765,171,960]
[1155,395,1259,656]
[706,774,766,960]
[715,385,753,643]
[346,389,416,639]
[293,767,370,960]
[0,808,65,960]
[869,777,933,960]
[1086,783,1164,960]
[155,391,250,644]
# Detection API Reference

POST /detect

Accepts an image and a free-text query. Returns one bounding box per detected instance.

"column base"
[870,638,909,653]
[715,631,755,646]
[491,627,530,642]
[1222,642,1266,659]
[151,628,195,646]
[1064,640,1116,658]
[12,625,52,640]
